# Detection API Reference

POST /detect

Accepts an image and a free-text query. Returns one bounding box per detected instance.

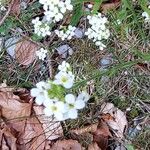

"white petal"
[77,91,90,102]
[44,108,53,116]
[68,109,78,119]
[65,94,76,104]
[35,95,45,105]
[43,99,53,107]
[30,88,40,97]
[75,100,85,109]
[54,112,64,121]
[63,80,73,89]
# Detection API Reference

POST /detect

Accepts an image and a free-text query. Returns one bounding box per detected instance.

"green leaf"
[92,0,103,14]
[126,144,135,150]
[70,3,83,26]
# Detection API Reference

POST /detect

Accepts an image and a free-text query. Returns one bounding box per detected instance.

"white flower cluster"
[32,17,51,37]
[32,0,73,38]
[142,5,150,23]
[39,0,73,22]
[36,48,48,60]
[55,25,76,40]
[85,13,110,50]
[0,1,6,11]
[31,61,90,121]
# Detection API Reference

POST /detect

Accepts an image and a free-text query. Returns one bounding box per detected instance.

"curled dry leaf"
[0,90,32,120]
[51,139,82,150]
[88,143,101,150]
[70,123,98,135]
[15,39,39,66]
[33,106,63,140]
[100,103,128,139]
[101,0,121,13]
[93,120,112,150]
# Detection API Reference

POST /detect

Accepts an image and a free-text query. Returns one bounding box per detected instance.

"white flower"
[36,48,48,60]
[39,0,73,23]
[142,12,150,22]
[58,61,71,72]
[30,81,51,105]
[142,5,150,23]
[44,100,68,121]
[85,13,110,50]
[77,91,90,102]
[32,17,51,37]
[54,71,74,89]
[65,94,86,119]
[55,25,76,40]
[0,2,6,11]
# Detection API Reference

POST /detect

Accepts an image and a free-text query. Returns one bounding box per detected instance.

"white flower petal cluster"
[43,91,90,120]
[39,0,73,23]
[30,61,90,121]
[54,61,74,89]
[85,13,110,50]
[36,48,48,60]
[142,5,150,23]
[31,81,51,105]
[0,1,6,11]
[32,17,51,37]
[55,25,76,40]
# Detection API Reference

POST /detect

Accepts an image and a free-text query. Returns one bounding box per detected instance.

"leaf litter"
[0,83,129,149]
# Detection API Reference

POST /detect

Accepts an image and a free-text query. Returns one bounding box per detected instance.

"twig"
[0,0,15,26]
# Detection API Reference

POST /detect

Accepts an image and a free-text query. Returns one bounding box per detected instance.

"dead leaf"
[15,39,39,66]
[18,117,46,150]
[101,1,121,13]
[0,91,31,120]
[88,143,101,150]
[100,103,128,139]
[33,105,63,140]
[1,126,17,150]
[1,136,9,150]
[51,139,82,150]
[10,0,21,16]
[70,123,98,135]
[93,120,112,150]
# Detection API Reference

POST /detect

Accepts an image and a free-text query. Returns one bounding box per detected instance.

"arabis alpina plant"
[32,0,74,38]
[55,25,76,40]
[142,5,150,23]
[40,0,73,23]
[31,61,90,121]
[32,17,51,37]
[36,48,48,60]
[85,13,110,50]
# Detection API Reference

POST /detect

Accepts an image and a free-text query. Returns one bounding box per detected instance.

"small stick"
[0,0,15,26]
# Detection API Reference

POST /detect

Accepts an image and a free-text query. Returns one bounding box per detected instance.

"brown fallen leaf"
[70,123,98,135]
[1,136,9,150]
[88,142,101,150]
[18,117,46,150]
[10,0,21,16]
[0,90,32,120]
[15,39,39,66]
[1,126,17,150]
[33,105,63,140]
[51,139,83,150]
[93,120,112,150]
[101,0,121,13]
[100,103,128,139]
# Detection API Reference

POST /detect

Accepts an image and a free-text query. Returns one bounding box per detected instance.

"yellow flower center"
[61,76,68,83]
[51,106,57,111]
